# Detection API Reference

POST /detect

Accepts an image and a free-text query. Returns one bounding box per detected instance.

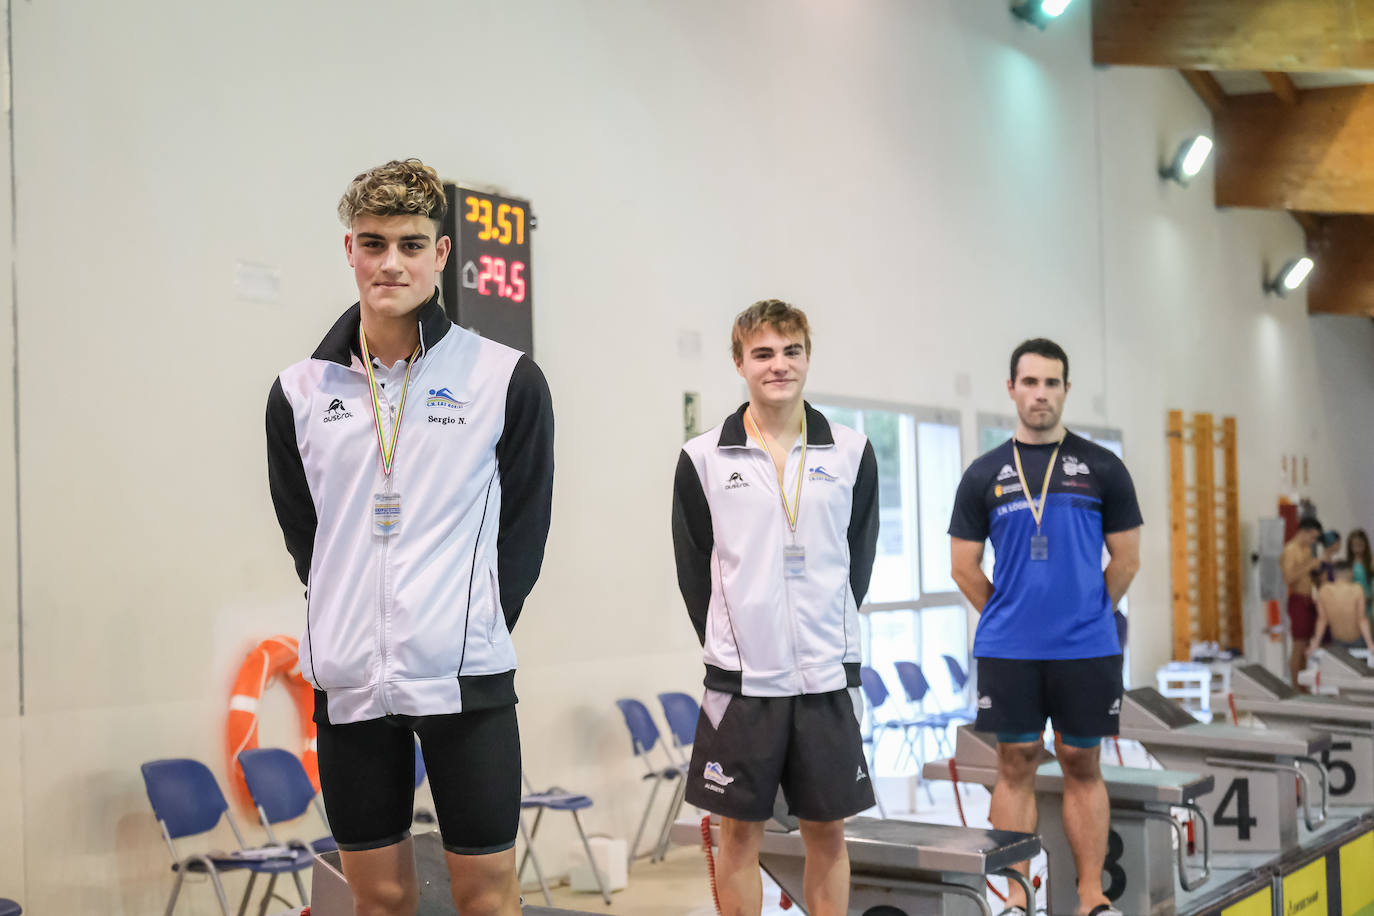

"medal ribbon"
[747,407,806,535]
[360,326,421,482]
[1012,437,1063,535]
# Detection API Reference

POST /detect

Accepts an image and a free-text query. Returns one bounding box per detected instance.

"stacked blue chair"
[140,758,313,916]
[893,661,960,761]
[518,773,612,906]
[236,748,337,870]
[941,654,980,723]
[614,698,686,868]
[859,666,922,768]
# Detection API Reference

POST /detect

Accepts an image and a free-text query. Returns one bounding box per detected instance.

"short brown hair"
[731,299,812,363]
[337,158,447,234]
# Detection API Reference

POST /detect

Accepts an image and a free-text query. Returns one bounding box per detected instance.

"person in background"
[1282,518,1338,688]
[1347,529,1373,625]
[1308,561,1374,655]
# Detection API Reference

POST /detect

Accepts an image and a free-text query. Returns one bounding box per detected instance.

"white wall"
[7,1,1374,912]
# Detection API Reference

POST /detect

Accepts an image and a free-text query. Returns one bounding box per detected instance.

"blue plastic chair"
[941,654,980,721]
[0,899,20,916]
[141,758,313,916]
[859,666,923,769]
[893,661,962,760]
[656,691,700,757]
[236,748,336,866]
[517,774,612,906]
[614,698,685,867]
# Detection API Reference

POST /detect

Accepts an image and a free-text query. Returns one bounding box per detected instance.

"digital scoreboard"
[440,183,534,355]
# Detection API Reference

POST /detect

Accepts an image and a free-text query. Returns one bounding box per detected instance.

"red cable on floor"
[949,759,1009,904]
[701,815,722,916]
[1113,736,1124,767]
[1227,692,1239,726]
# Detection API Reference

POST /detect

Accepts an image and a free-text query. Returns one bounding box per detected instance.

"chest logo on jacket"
[323,398,354,423]
[724,471,749,491]
[1061,455,1090,477]
[426,387,470,410]
[808,465,838,483]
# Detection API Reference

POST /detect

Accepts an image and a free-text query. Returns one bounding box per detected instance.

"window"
[813,399,966,774]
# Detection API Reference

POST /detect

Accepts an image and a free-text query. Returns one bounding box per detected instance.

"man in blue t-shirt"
[949,338,1142,916]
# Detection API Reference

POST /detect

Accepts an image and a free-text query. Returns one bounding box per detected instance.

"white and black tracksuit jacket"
[672,403,879,697]
[266,292,553,725]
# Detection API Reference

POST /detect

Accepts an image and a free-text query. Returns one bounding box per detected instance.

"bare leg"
[715,818,765,916]
[1056,739,1111,916]
[445,846,521,916]
[989,741,1041,910]
[1290,638,1310,691]
[339,837,419,916]
[798,818,849,916]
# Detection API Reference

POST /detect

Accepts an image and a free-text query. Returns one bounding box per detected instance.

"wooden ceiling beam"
[1180,70,1227,115]
[1215,85,1374,213]
[1093,0,1374,71]
[1262,71,1300,106]
[1303,215,1374,317]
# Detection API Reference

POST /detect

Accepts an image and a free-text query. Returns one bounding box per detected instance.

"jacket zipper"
[763,442,804,693]
[377,395,395,715]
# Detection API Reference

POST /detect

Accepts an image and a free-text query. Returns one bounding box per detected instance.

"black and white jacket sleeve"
[494,355,555,632]
[672,451,714,645]
[266,378,317,587]
[847,440,880,607]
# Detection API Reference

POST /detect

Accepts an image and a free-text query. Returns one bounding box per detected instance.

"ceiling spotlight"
[1160,135,1214,186]
[1264,257,1315,296]
[1012,0,1073,29]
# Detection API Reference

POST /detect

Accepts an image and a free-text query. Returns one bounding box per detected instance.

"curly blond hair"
[730,299,812,363]
[337,158,447,232]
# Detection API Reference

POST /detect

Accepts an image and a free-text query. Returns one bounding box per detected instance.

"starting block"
[672,813,1040,916]
[1121,687,1331,855]
[1225,663,1374,808]
[1299,645,1374,697]
[308,832,601,915]
[924,726,1214,916]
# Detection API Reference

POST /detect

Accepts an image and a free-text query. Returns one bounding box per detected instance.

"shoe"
[997,907,1026,916]
[1088,905,1123,916]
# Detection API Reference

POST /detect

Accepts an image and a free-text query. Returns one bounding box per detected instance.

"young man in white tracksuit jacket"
[266,159,552,916]
[672,299,879,916]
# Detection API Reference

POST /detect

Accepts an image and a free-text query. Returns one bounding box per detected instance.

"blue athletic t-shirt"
[948,432,1142,660]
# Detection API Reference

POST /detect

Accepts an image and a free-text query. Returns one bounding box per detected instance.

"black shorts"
[684,689,875,822]
[314,691,520,855]
[973,656,1123,741]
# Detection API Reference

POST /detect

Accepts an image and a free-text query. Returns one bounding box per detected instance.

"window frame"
[812,394,964,614]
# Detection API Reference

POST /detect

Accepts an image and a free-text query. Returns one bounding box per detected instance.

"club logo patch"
[426,387,470,410]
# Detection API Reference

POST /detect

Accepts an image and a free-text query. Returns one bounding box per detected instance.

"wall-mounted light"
[1160,135,1214,186]
[1264,257,1315,296]
[1012,0,1073,29]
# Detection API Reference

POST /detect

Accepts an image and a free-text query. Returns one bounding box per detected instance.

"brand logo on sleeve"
[808,465,838,482]
[1062,456,1090,477]
[426,387,470,410]
[725,472,749,490]
[997,464,1017,481]
[323,398,354,422]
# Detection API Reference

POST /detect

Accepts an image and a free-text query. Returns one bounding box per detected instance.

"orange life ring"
[226,635,319,808]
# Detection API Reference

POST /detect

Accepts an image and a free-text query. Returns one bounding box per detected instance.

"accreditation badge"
[1029,534,1048,561]
[784,544,806,578]
[373,492,402,537]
